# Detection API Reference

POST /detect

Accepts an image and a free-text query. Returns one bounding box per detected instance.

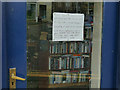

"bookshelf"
[48,25,93,88]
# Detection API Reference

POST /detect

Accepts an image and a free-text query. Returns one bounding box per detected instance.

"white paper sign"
[52,12,84,41]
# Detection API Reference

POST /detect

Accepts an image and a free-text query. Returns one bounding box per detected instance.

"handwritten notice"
[52,13,84,41]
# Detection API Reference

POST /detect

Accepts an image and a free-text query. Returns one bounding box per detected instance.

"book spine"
[61,58,63,69]
[81,57,84,68]
[85,43,88,53]
[58,43,60,54]
[54,44,56,54]
[72,42,75,53]
[81,43,84,53]
[54,58,56,70]
[79,43,82,53]
[66,43,68,53]
[56,44,58,54]
[62,43,64,53]
[49,57,51,70]
[71,43,73,53]
[59,57,62,69]
[49,45,51,54]
[70,58,71,69]
[67,57,69,69]
[89,41,91,53]
[79,57,81,68]
[52,44,54,54]
[51,58,54,70]
[65,43,66,53]
[78,73,81,82]
[74,58,75,69]
[60,44,62,54]
[75,42,77,53]
[66,74,71,83]
[49,74,54,84]
[65,58,67,69]
[56,58,59,70]
[68,42,69,53]
[69,43,71,53]
[72,73,77,83]
[77,57,79,68]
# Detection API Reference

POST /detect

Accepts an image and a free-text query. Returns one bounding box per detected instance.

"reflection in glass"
[27,2,94,88]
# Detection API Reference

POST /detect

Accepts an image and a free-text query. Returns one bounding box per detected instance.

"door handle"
[11,73,25,81]
[9,68,25,89]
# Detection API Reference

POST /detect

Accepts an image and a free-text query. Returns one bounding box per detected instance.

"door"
[0,1,2,90]
[1,2,119,89]
[115,1,120,89]
[2,2,27,88]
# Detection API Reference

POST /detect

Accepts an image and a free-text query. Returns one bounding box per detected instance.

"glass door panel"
[27,2,102,88]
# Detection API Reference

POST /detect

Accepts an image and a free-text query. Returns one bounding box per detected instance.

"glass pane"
[27,2,102,88]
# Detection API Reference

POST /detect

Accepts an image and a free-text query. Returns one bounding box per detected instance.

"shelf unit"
[48,26,93,88]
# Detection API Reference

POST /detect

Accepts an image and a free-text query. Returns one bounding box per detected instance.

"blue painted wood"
[115,2,120,89]
[6,2,27,88]
[2,2,120,89]
[2,2,27,88]
[2,2,8,88]
[101,2,119,88]
[0,1,2,90]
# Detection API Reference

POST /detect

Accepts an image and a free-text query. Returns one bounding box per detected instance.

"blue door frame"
[1,2,120,88]
[0,1,2,90]
[115,2,120,89]
[2,2,27,88]
[101,2,119,88]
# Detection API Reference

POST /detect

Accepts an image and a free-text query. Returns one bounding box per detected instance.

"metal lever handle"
[11,74,25,81]
[9,68,25,88]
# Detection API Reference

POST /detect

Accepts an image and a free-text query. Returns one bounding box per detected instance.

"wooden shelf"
[50,53,90,57]
[49,40,91,43]
[49,68,89,71]
[48,82,89,88]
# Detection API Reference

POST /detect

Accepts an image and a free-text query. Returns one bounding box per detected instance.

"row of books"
[49,41,91,54]
[49,70,89,84]
[49,56,90,70]
[84,28,93,39]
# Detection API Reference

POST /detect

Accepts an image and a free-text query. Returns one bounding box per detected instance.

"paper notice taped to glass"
[52,12,84,41]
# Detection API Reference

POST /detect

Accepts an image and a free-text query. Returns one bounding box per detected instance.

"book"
[72,73,77,83]
[49,57,51,70]
[81,57,84,68]
[84,57,90,69]
[66,73,71,83]
[49,74,55,84]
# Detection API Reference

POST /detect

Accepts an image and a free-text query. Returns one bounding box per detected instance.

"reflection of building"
[27,2,93,22]
[27,2,52,22]
[37,2,52,22]
[27,2,37,20]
